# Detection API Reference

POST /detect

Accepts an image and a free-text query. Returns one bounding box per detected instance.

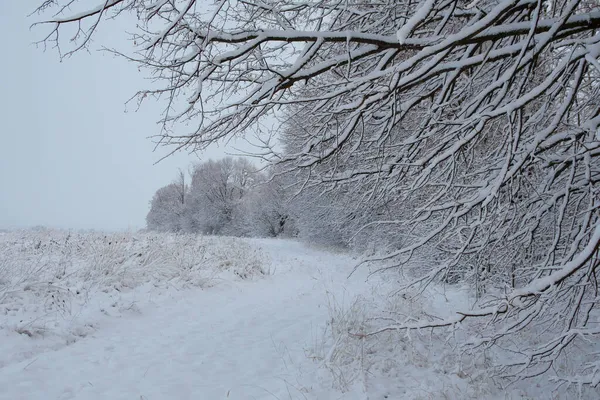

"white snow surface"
[0,230,566,399]
[1,239,334,399]
[0,232,376,399]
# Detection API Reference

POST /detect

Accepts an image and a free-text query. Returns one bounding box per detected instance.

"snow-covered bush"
[0,229,271,344]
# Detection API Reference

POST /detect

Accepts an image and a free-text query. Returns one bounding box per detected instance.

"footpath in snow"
[0,238,374,400]
[2,233,555,399]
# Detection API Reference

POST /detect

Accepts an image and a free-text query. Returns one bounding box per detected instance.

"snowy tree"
[146,182,186,232]
[237,171,292,237]
[36,0,600,386]
[185,157,256,235]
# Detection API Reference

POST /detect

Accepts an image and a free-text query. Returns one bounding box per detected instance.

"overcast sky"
[0,3,246,231]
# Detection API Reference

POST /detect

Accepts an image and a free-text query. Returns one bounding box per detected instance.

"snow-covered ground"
[0,230,576,399]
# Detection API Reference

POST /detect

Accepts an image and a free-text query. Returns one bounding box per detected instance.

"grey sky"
[0,3,243,231]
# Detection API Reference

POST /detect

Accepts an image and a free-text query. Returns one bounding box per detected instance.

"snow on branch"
[396,0,435,44]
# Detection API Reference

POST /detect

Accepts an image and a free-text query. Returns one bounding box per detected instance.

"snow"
[50,0,123,23]
[0,241,326,399]
[396,0,434,45]
[0,232,366,399]
[0,230,587,399]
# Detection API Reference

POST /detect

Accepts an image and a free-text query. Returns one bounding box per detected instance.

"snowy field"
[0,230,584,399]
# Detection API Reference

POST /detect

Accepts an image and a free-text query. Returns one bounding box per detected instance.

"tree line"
[146,157,290,238]
[146,156,385,251]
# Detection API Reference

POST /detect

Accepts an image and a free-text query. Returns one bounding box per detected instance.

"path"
[0,239,363,400]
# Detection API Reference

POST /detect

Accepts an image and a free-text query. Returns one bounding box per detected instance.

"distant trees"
[146,169,187,232]
[185,157,254,235]
[149,154,397,248]
[239,174,292,238]
[146,182,185,233]
[147,157,292,237]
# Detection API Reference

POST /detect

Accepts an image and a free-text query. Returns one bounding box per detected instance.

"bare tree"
[35,0,600,387]
[175,168,186,206]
